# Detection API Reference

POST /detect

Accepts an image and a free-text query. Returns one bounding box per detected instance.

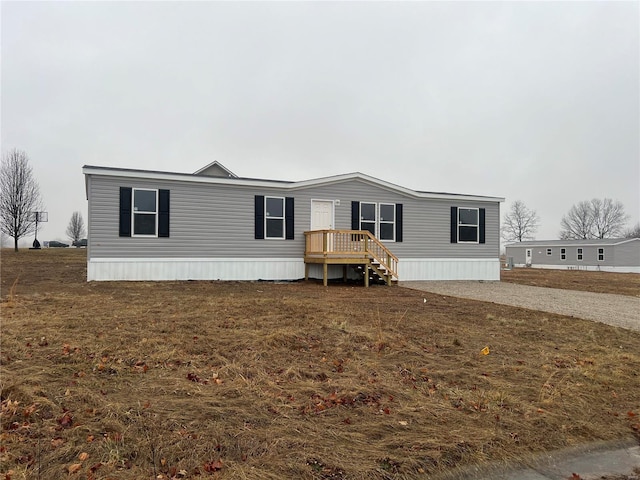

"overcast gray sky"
[2,1,638,244]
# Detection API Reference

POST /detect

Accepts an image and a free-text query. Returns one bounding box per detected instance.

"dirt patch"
[1,249,640,479]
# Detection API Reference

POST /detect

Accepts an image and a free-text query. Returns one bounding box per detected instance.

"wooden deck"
[303,230,399,286]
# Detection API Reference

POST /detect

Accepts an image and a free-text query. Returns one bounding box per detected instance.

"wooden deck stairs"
[303,230,399,287]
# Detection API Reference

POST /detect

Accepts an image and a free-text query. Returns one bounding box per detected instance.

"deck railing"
[303,229,399,280]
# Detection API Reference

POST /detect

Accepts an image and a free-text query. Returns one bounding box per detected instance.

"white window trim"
[546,248,552,256]
[359,202,397,242]
[265,196,285,240]
[560,248,566,261]
[359,202,377,237]
[378,203,396,242]
[458,207,479,244]
[132,188,158,237]
[598,248,605,261]
[577,248,583,261]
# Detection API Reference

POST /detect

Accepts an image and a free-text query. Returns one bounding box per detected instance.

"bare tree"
[589,198,629,239]
[0,149,43,251]
[560,198,629,239]
[623,223,640,238]
[501,200,539,242]
[559,201,594,240]
[66,211,86,245]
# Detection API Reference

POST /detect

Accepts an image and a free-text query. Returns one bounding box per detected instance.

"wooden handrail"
[304,230,399,280]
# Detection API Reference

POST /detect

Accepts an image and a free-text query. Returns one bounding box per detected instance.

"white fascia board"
[82,166,291,189]
[82,166,504,203]
[613,238,640,246]
[290,172,504,202]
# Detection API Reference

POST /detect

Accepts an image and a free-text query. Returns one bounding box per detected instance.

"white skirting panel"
[512,264,640,274]
[399,258,500,281]
[88,257,306,281]
[88,257,502,282]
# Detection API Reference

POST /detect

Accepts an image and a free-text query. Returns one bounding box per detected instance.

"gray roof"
[505,238,639,247]
[82,164,504,202]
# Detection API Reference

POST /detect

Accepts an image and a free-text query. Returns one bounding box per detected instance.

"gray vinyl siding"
[505,240,640,268]
[87,174,500,260]
[548,246,610,266]
[506,246,526,265]
[614,241,640,267]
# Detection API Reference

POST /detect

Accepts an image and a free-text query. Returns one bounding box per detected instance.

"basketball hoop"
[30,211,48,249]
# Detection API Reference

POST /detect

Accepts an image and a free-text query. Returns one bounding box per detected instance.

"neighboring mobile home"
[505,238,640,273]
[83,162,504,283]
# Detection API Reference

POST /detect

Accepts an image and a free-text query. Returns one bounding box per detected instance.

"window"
[379,203,395,241]
[119,187,169,238]
[350,201,403,242]
[561,248,566,260]
[133,189,157,236]
[458,208,479,243]
[577,248,583,261]
[546,248,552,256]
[360,202,377,236]
[359,203,395,241]
[254,196,294,240]
[598,248,604,261]
[450,207,485,244]
[265,197,285,239]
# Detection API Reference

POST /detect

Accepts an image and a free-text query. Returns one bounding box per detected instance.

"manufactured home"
[505,238,640,273]
[83,162,504,283]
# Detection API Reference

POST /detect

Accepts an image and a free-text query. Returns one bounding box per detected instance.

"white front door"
[311,200,334,230]
[311,200,335,252]
[525,249,532,266]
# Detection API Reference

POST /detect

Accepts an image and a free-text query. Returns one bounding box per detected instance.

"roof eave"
[82,165,504,203]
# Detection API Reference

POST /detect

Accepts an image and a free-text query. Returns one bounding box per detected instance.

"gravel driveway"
[400,281,640,332]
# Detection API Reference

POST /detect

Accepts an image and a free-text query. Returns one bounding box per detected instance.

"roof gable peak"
[194,161,237,178]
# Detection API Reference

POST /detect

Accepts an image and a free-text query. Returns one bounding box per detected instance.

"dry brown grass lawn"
[1,249,639,479]
[501,268,640,297]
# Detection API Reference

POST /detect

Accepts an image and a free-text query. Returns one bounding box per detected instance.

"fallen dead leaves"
[1,249,640,479]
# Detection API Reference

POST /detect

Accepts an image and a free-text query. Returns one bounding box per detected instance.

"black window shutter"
[255,195,265,239]
[285,197,294,240]
[158,189,170,237]
[119,187,132,237]
[479,208,486,244]
[450,206,458,243]
[351,201,360,230]
[395,203,403,242]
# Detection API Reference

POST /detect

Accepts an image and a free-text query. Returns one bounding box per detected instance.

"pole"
[32,212,41,249]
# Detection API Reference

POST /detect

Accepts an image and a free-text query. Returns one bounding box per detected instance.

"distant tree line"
[560,198,629,240]
[502,197,637,242]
